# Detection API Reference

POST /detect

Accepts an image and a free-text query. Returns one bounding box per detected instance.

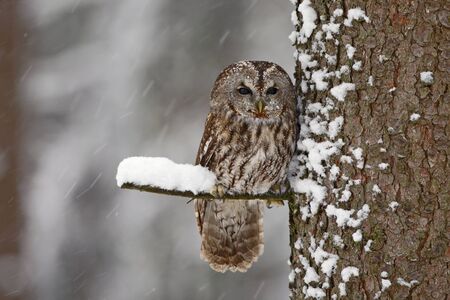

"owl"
[195,61,297,272]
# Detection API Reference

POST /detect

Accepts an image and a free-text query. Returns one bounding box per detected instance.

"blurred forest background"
[1,0,296,299]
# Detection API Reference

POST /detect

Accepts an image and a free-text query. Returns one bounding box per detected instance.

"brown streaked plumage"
[195,61,297,272]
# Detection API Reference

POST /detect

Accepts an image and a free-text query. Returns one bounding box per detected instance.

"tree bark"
[289,1,448,299]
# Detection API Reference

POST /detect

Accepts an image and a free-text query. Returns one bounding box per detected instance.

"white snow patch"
[368,75,374,86]
[311,69,331,90]
[338,282,347,296]
[420,71,433,84]
[305,287,326,299]
[388,201,399,211]
[326,204,370,228]
[312,35,327,55]
[378,163,389,170]
[380,147,387,153]
[321,256,338,277]
[322,22,340,39]
[298,139,343,177]
[335,65,350,79]
[381,271,388,278]
[352,61,362,70]
[356,204,371,220]
[292,179,327,219]
[388,87,396,93]
[295,238,303,250]
[381,279,391,291]
[289,269,296,282]
[306,102,323,114]
[309,238,328,265]
[339,190,352,202]
[410,113,420,121]
[341,266,359,282]
[116,157,216,194]
[351,147,364,169]
[304,267,320,284]
[325,54,337,64]
[364,239,373,252]
[328,116,344,140]
[333,9,343,17]
[378,54,387,63]
[352,229,362,242]
[323,99,336,119]
[301,80,309,93]
[297,0,318,43]
[297,50,318,70]
[345,44,356,59]
[289,31,299,44]
[351,179,361,186]
[397,278,419,288]
[329,165,340,182]
[291,11,299,25]
[344,8,370,26]
[306,237,340,279]
[330,83,355,101]
[333,235,344,248]
[309,117,328,135]
[372,184,382,194]
[340,155,353,164]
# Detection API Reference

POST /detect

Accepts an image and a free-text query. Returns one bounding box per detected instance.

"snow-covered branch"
[117,157,293,201]
[120,182,293,201]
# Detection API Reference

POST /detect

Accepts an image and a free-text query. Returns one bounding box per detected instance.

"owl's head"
[210,61,295,121]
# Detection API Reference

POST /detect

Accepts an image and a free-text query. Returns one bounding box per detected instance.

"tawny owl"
[195,61,297,272]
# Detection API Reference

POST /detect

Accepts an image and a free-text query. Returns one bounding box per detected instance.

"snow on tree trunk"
[288,0,448,299]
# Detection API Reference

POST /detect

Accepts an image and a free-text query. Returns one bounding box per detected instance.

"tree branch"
[120,182,295,201]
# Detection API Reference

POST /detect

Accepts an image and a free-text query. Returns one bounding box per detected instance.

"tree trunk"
[289,0,448,299]
[0,0,22,299]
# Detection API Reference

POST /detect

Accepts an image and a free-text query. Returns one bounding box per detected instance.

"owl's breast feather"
[215,122,293,195]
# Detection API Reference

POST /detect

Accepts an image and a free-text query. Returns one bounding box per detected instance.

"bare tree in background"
[289,0,448,299]
[0,1,22,299]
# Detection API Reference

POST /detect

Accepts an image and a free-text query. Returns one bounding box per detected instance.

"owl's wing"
[194,113,219,235]
[194,199,207,235]
[195,113,218,167]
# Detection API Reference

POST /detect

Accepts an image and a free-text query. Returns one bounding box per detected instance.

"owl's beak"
[256,99,266,113]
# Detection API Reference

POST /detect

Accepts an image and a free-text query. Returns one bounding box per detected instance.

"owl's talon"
[210,186,218,198]
[218,185,225,198]
[270,183,282,195]
[266,199,284,209]
[210,184,226,198]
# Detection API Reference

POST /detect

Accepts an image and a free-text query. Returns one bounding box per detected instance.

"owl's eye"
[238,87,252,95]
[266,87,278,95]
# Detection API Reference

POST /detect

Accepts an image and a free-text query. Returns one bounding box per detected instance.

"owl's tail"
[198,199,264,272]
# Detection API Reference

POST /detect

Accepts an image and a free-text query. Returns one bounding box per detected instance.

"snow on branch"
[116,157,293,201]
[117,157,216,193]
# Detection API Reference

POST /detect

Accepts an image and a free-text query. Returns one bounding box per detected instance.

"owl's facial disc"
[210,61,294,122]
[233,82,283,120]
